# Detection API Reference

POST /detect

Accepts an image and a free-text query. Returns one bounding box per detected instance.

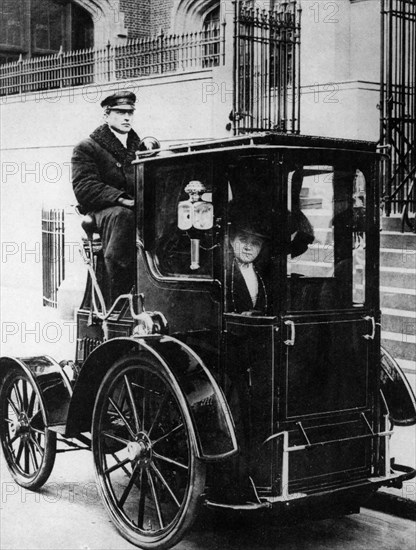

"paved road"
[1,449,415,550]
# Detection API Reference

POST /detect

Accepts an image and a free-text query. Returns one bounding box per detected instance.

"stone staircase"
[290,204,415,378]
[380,216,416,377]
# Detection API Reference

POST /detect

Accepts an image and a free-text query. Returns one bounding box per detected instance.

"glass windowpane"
[287,165,367,311]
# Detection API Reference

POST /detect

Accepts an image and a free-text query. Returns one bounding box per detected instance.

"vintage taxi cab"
[1,133,415,550]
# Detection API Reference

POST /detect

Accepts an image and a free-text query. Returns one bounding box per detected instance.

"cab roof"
[134,132,379,163]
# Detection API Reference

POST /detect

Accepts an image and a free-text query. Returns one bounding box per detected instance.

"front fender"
[0,356,72,428]
[66,336,238,460]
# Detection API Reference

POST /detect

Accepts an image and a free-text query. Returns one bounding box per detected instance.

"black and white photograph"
[0,1,415,549]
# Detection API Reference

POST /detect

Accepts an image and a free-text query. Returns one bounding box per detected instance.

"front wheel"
[0,368,56,489]
[92,354,206,550]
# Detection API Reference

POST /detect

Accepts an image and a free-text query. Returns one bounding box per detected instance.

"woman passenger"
[228,222,269,315]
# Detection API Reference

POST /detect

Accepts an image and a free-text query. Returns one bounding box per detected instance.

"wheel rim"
[93,363,202,544]
[1,373,50,481]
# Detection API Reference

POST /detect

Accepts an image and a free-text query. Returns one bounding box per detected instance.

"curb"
[366,491,416,520]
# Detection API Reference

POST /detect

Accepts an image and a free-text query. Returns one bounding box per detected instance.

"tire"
[92,353,206,550]
[0,368,57,489]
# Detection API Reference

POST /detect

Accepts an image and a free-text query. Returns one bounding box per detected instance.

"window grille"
[42,208,65,308]
[380,0,416,226]
[233,1,301,135]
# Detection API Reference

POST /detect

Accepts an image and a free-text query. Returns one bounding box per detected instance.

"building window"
[32,0,67,54]
[202,5,220,68]
[0,0,93,64]
[0,0,25,63]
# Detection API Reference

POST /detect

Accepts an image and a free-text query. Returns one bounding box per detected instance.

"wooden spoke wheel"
[92,354,206,550]
[0,368,56,489]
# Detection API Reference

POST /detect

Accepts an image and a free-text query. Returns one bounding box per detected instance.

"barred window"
[202,5,220,68]
[42,208,65,308]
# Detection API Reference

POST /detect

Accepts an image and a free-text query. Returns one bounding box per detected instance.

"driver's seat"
[80,213,102,261]
[81,212,98,240]
[77,210,110,309]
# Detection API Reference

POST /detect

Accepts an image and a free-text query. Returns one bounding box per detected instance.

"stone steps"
[380,248,416,269]
[381,308,415,334]
[381,214,415,232]
[380,266,416,289]
[292,209,415,369]
[380,286,416,310]
[381,331,416,363]
[380,216,415,370]
[380,231,416,250]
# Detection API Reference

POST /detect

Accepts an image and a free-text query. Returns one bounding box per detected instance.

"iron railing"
[42,208,65,308]
[0,26,223,97]
[380,0,416,228]
[233,1,301,134]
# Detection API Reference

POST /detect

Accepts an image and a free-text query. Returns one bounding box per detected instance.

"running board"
[205,500,271,511]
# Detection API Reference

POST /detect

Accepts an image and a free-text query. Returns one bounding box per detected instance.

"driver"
[72,90,141,305]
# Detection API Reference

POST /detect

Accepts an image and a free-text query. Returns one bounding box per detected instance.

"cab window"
[144,159,215,279]
[287,165,367,311]
[224,155,274,315]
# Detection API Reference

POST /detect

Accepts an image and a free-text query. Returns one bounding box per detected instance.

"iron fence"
[380,0,416,226]
[42,208,65,308]
[233,1,301,134]
[0,26,223,97]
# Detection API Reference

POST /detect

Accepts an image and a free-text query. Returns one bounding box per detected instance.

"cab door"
[280,311,375,419]
[224,312,279,490]
[277,158,381,492]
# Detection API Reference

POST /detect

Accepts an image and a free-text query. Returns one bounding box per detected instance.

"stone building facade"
[1,1,414,375]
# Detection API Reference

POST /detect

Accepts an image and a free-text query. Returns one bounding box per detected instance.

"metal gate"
[42,208,65,308]
[233,1,301,135]
[380,0,416,227]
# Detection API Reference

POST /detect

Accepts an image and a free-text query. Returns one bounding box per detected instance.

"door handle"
[363,315,376,340]
[284,320,296,346]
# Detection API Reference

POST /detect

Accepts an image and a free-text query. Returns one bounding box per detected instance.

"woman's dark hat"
[228,201,271,240]
[233,224,269,240]
[229,215,270,240]
[101,91,136,110]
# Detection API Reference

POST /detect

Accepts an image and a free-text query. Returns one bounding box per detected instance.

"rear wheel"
[92,354,206,550]
[0,368,56,489]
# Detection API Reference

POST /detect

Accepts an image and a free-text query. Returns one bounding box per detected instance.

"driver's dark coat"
[72,124,141,214]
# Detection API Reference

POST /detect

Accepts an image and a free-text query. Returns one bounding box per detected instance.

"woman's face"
[231,231,263,264]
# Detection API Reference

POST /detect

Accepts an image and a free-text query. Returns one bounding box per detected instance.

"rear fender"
[380,346,416,426]
[66,336,238,460]
[0,356,72,427]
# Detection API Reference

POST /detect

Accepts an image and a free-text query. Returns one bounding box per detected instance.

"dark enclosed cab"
[133,134,406,505]
[1,133,414,550]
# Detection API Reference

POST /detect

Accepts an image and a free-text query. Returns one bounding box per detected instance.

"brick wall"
[119,0,151,38]
[119,0,174,38]
[150,0,174,35]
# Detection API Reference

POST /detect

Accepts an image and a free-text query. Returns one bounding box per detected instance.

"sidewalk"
[1,286,77,361]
